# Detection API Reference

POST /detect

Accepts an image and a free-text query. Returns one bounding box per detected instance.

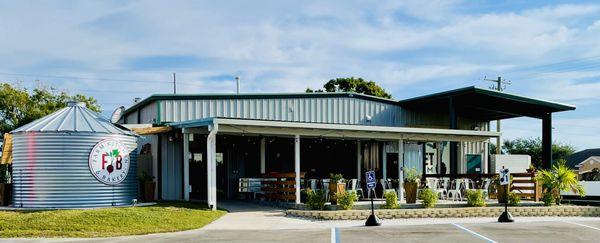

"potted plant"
[403,167,420,204]
[536,160,585,205]
[328,173,346,205]
[493,175,510,203]
[0,164,11,206]
[138,171,156,202]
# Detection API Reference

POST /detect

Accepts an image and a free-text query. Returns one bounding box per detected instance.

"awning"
[399,86,576,120]
[169,118,499,142]
[1,133,12,164]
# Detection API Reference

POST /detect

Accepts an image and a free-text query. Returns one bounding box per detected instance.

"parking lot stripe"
[451,223,497,243]
[330,227,340,243]
[564,221,600,231]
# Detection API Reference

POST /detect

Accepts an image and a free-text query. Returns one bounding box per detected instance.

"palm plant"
[536,160,585,205]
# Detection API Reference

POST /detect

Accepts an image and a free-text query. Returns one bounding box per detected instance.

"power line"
[0,72,169,84]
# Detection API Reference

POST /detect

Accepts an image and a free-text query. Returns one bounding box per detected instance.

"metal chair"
[380,179,396,196]
[321,179,330,202]
[447,179,463,201]
[481,178,492,200]
[435,178,449,200]
[308,179,318,191]
[347,179,364,199]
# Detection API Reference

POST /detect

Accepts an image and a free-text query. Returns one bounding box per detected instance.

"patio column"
[207,124,218,211]
[449,97,458,176]
[542,112,552,169]
[398,139,404,201]
[260,137,266,174]
[183,132,190,201]
[357,141,362,181]
[382,143,387,180]
[294,134,301,204]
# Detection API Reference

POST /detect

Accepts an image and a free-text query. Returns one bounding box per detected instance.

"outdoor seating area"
[240,171,541,208]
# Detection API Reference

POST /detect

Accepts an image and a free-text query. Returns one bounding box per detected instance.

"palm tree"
[536,160,585,205]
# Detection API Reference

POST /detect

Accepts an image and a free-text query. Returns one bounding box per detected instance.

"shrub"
[306,189,326,210]
[419,188,438,208]
[536,160,585,205]
[508,192,521,206]
[381,191,400,209]
[542,191,555,206]
[465,189,486,207]
[335,191,357,210]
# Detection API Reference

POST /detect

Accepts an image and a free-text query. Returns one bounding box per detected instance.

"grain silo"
[11,101,138,208]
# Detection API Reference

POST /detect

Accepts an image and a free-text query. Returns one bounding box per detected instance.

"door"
[466,154,482,174]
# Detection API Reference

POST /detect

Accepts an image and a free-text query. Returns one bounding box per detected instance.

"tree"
[306,77,392,99]
[0,83,101,136]
[503,137,575,168]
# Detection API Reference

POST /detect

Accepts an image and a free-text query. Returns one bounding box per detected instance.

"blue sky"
[1,0,599,150]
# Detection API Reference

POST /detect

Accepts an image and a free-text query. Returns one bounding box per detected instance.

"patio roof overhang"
[398,86,576,120]
[168,118,499,142]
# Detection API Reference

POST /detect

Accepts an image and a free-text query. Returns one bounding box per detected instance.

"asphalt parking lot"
[150,219,600,243]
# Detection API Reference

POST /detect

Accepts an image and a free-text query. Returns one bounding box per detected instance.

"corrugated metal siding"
[157,97,402,126]
[139,101,157,124]
[12,133,138,208]
[160,133,182,200]
[125,110,138,124]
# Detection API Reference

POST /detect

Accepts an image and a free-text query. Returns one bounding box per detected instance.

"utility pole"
[484,76,511,154]
[173,72,177,94]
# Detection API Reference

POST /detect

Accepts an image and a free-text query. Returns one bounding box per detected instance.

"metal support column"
[294,135,301,204]
[382,143,387,181]
[398,139,404,201]
[357,141,362,181]
[542,112,552,169]
[183,132,190,201]
[260,137,266,174]
[449,98,459,176]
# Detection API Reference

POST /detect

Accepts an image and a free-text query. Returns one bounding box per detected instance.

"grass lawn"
[0,202,226,238]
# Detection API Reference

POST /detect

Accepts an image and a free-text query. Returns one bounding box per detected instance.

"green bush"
[465,189,486,207]
[542,191,555,206]
[381,191,400,209]
[508,192,521,206]
[335,191,357,210]
[419,188,438,208]
[306,189,326,210]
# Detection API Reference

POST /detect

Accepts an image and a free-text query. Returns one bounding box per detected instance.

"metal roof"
[169,117,500,142]
[12,102,134,135]
[398,86,576,120]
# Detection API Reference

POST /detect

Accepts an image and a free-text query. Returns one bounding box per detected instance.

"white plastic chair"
[447,179,462,201]
[347,179,364,199]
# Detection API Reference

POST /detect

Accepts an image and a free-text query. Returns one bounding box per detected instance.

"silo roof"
[12,102,134,135]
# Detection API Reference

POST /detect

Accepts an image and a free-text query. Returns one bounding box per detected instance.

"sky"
[1,0,599,150]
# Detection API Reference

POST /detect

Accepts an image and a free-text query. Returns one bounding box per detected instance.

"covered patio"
[170,117,499,210]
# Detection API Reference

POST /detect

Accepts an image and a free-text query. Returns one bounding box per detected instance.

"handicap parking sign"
[365,171,376,189]
[499,168,510,186]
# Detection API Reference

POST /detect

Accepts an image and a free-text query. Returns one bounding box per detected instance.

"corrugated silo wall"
[11,132,138,208]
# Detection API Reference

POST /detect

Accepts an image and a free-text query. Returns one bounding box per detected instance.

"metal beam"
[206,123,218,210]
[542,113,552,169]
[260,137,266,174]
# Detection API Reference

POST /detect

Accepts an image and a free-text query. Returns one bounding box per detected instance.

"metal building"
[120,87,575,210]
[11,102,138,208]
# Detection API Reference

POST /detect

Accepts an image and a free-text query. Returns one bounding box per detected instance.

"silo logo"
[89,139,130,185]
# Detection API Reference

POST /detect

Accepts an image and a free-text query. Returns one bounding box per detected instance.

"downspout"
[207,120,219,210]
